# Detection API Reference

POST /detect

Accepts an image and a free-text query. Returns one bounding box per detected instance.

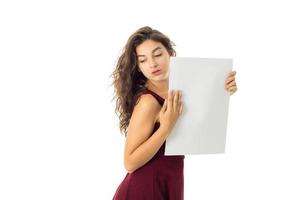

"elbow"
[126,168,134,174]
[124,156,136,173]
[124,161,132,173]
[124,163,135,174]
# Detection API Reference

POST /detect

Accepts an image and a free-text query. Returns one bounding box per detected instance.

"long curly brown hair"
[110,26,176,136]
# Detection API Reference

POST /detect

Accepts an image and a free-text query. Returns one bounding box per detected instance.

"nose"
[148,57,158,68]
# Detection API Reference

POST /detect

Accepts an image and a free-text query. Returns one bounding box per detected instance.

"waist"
[152,154,185,162]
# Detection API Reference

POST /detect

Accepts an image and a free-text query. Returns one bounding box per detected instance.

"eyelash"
[139,54,162,63]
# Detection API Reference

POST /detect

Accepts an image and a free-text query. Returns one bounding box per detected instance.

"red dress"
[113,88,185,200]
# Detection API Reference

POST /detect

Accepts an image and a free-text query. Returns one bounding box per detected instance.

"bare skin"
[124,39,237,173]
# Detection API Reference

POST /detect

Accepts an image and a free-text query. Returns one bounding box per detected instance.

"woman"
[111,26,237,200]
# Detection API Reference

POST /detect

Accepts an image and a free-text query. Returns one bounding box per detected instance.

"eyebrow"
[137,47,162,57]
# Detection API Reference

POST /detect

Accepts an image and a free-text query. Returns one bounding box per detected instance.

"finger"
[178,91,182,103]
[228,70,236,76]
[178,91,182,112]
[179,103,183,114]
[167,90,174,112]
[173,91,179,111]
[225,76,235,85]
[229,89,237,95]
[226,80,236,89]
[228,86,237,93]
[228,86,237,91]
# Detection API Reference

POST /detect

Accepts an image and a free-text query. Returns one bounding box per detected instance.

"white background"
[1,0,299,199]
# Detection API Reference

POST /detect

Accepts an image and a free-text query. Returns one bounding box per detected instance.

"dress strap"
[142,88,165,106]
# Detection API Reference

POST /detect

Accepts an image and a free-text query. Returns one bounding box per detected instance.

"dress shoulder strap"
[141,88,165,106]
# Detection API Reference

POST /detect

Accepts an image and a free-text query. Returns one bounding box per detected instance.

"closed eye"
[139,54,162,63]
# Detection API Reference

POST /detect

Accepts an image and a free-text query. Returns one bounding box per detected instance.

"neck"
[145,79,169,97]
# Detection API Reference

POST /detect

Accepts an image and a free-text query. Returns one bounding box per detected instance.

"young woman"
[111,26,238,200]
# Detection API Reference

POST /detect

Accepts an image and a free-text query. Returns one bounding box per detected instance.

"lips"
[152,69,161,74]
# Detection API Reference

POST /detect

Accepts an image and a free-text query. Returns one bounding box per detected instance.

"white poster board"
[165,57,233,155]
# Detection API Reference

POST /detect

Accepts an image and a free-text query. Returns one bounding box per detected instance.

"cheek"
[138,65,148,74]
[160,56,169,68]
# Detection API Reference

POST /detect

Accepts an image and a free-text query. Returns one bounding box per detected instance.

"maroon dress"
[113,88,185,200]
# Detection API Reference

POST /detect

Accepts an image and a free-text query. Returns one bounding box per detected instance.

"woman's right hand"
[159,90,183,136]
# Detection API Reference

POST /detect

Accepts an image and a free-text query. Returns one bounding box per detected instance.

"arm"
[123,94,169,173]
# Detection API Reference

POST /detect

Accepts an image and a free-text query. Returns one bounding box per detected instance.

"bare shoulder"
[130,93,161,126]
[134,93,161,113]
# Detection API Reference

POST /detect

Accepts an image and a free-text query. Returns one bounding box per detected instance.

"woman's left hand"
[225,70,238,96]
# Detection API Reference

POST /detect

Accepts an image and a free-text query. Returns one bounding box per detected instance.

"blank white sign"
[165,57,233,155]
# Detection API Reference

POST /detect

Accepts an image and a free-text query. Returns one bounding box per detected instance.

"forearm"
[125,126,170,173]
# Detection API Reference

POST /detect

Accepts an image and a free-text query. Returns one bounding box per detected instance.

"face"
[136,39,170,83]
